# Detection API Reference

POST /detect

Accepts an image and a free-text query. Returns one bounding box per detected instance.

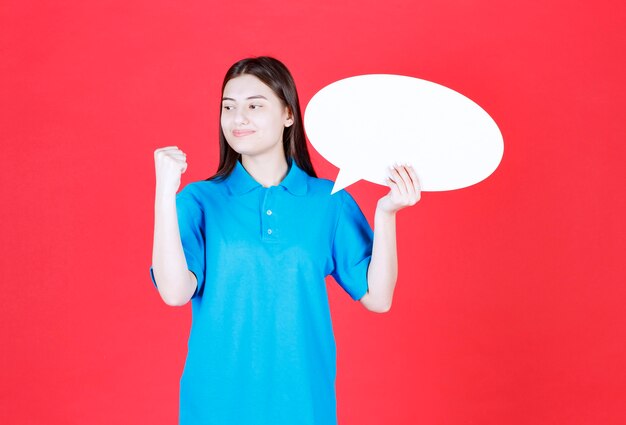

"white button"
[267,229,273,235]
[266,209,272,216]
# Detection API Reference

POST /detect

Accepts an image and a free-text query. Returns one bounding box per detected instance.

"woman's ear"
[285,105,294,127]
[285,109,294,127]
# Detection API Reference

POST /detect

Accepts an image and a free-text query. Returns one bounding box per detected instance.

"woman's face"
[221,74,293,160]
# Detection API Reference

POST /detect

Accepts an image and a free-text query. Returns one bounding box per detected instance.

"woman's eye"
[249,104,262,109]
[223,105,233,111]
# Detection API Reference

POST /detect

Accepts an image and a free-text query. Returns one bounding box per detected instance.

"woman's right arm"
[151,146,197,306]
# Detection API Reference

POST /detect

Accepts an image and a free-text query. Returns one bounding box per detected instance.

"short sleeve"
[149,185,206,299]
[330,190,373,301]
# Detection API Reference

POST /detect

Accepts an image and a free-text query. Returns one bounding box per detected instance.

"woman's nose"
[234,108,249,125]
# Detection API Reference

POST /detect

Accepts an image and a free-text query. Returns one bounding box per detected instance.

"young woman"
[151,56,420,424]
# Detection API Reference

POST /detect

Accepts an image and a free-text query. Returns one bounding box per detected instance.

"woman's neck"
[241,153,289,188]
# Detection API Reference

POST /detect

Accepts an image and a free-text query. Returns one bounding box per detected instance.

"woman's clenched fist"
[154,146,188,196]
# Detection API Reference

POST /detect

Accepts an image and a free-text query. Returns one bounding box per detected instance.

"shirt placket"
[260,187,277,242]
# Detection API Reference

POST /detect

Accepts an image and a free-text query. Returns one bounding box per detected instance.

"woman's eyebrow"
[221,95,268,101]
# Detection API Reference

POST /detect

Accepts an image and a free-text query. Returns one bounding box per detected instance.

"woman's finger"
[154,146,180,156]
[406,165,421,198]
[396,164,416,199]
[388,165,408,196]
[384,175,395,192]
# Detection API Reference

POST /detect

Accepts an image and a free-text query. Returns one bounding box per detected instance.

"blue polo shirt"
[150,159,373,425]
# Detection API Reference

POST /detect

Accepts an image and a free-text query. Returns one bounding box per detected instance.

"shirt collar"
[225,158,308,196]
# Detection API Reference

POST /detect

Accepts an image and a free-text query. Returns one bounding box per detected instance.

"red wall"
[1,0,625,423]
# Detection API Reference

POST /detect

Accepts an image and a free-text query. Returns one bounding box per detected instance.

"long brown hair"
[207,56,316,180]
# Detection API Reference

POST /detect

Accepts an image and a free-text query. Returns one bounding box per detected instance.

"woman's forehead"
[222,74,277,101]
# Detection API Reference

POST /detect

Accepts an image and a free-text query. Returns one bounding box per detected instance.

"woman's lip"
[233,130,255,137]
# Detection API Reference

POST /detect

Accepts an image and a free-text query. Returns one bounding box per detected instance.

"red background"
[1,0,625,423]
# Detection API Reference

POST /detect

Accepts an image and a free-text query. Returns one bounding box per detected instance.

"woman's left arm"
[360,164,421,313]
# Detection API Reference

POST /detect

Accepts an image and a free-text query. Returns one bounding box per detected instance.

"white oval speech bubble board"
[304,74,504,194]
